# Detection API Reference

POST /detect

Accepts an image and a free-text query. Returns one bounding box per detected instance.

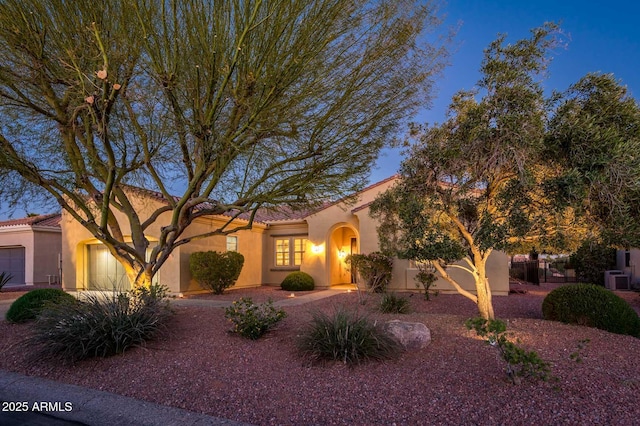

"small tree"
[371,25,562,320]
[189,251,245,294]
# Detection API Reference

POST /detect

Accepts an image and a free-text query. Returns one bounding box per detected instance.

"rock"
[382,320,431,350]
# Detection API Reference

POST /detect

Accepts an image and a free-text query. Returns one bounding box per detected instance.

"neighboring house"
[0,214,62,285]
[616,249,640,288]
[61,176,509,296]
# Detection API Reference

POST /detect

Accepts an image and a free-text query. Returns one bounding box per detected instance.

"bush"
[346,252,393,293]
[5,288,76,323]
[281,271,315,291]
[190,251,245,294]
[542,284,640,337]
[297,308,401,365]
[569,241,616,286]
[224,297,287,340]
[380,292,411,314]
[26,284,174,364]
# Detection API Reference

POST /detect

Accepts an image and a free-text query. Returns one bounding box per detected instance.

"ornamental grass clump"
[26,284,173,364]
[0,271,12,291]
[297,308,401,366]
[224,297,287,340]
[5,288,76,323]
[542,283,640,337]
[379,292,411,314]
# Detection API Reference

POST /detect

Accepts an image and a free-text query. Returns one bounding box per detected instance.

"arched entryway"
[328,224,359,286]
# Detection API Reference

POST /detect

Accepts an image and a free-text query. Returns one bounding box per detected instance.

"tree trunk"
[474,258,495,320]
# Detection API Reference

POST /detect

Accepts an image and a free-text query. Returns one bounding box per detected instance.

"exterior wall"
[179,216,265,294]
[32,228,62,284]
[62,191,265,295]
[617,249,640,286]
[402,251,510,296]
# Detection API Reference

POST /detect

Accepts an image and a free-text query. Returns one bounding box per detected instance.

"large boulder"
[382,320,431,350]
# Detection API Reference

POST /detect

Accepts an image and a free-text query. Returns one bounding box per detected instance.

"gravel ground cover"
[1,283,640,425]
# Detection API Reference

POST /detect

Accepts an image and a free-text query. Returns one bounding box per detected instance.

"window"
[226,236,238,252]
[274,237,307,267]
[294,238,306,265]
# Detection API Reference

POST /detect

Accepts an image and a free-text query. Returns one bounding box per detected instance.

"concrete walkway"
[171,288,347,308]
[0,288,348,425]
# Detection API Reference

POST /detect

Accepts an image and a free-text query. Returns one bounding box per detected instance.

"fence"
[510,259,577,285]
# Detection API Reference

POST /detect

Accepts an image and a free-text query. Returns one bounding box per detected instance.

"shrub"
[0,271,13,290]
[5,288,76,323]
[542,283,640,337]
[224,297,286,340]
[346,252,393,293]
[281,271,315,291]
[466,317,552,384]
[569,241,616,286]
[190,251,245,294]
[297,308,401,365]
[380,292,411,314]
[414,266,438,300]
[26,284,173,364]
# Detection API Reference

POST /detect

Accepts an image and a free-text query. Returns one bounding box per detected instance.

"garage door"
[0,247,25,285]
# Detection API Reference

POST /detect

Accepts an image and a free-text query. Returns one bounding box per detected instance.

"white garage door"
[0,247,26,285]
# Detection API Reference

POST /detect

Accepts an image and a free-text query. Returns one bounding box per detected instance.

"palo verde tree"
[371,24,569,320]
[0,0,449,287]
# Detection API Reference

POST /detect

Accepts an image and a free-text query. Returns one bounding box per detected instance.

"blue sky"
[370,0,640,183]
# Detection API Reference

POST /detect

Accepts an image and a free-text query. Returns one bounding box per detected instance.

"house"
[61,177,509,296]
[616,249,640,289]
[0,214,62,286]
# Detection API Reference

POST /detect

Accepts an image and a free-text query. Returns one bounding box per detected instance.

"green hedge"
[542,284,640,337]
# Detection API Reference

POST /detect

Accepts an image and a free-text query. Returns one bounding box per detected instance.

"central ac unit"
[609,274,630,291]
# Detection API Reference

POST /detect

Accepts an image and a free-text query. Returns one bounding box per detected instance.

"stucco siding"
[33,229,62,285]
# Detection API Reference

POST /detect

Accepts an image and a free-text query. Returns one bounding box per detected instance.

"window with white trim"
[274,237,307,267]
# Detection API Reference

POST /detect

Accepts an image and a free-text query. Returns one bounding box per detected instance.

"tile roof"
[0,213,61,229]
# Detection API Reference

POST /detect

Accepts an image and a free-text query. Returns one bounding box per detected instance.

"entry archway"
[328,224,359,286]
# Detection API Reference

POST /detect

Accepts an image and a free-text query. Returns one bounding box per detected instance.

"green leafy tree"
[545,73,640,248]
[371,24,562,320]
[371,24,640,320]
[0,0,449,288]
